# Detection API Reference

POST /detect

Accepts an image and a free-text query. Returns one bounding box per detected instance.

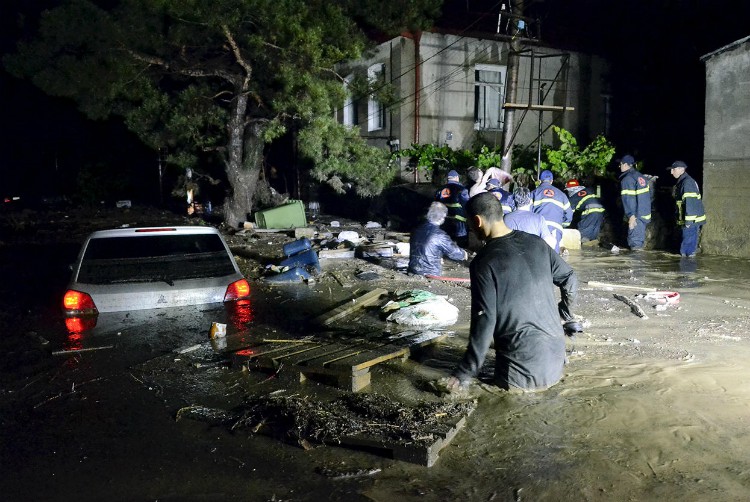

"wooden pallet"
[338,404,475,467]
[232,330,447,392]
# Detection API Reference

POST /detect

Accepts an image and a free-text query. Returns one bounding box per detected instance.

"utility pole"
[501,0,524,173]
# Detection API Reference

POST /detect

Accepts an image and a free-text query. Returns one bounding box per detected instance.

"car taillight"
[224,279,251,301]
[63,290,98,314]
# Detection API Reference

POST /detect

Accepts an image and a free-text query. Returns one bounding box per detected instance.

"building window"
[474,64,507,131]
[342,74,357,128]
[367,64,385,132]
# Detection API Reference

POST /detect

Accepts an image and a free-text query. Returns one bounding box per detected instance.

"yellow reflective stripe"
[642,214,651,220]
[546,221,563,232]
[685,214,706,223]
[445,203,462,208]
[447,215,467,222]
[622,188,650,196]
[576,194,597,210]
[533,198,568,210]
[682,192,701,200]
[581,207,605,216]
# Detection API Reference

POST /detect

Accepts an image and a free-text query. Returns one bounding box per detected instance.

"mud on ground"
[2,205,750,501]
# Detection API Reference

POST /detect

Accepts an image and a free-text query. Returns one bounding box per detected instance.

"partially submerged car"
[63,226,250,315]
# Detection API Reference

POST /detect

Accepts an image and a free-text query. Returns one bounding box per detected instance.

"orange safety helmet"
[565,179,581,189]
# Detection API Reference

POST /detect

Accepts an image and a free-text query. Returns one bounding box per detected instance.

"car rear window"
[76,234,237,284]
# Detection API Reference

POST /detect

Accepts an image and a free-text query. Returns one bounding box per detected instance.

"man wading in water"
[445,193,580,392]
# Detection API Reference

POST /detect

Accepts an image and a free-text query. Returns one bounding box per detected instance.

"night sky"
[2,1,749,201]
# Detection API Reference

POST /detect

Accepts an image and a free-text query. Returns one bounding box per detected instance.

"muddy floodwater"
[2,226,750,501]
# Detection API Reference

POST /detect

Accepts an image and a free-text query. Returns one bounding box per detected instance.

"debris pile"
[230,393,474,446]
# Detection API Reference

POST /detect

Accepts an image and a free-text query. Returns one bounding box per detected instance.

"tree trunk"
[222,91,264,228]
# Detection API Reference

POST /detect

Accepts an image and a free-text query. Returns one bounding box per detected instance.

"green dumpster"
[254,200,307,229]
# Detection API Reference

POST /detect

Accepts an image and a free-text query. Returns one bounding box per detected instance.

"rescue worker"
[444,192,579,392]
[503,187,557,249]
[564,179,605,243]
[618,155,651,250]
[485,178,515,214]
[435,169,470,248]
[407,202,468,277]
[667,160,706,257]
[531,170,573,253]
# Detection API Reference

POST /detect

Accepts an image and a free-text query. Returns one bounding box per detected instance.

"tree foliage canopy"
[5,0,441,220]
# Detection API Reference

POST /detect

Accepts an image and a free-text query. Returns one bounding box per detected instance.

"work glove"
[628,215,637,230]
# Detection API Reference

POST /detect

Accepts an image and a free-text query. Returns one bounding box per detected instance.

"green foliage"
[542,126,615,181]
[397,143,460,175]
[298,116,396,197]
[4,0,440,210]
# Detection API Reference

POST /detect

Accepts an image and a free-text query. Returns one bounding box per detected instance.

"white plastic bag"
[386,296,459,327]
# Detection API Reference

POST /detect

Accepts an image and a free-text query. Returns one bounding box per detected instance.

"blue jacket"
[673,172,706,227]
[567,186,605,219]
[435,182,469,238]
[619,168,652,222]
[531,181,573,232]
[487,187,516,214]
[408,221,466,276]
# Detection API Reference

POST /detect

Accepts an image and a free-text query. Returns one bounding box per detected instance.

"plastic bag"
[386,296,459,327]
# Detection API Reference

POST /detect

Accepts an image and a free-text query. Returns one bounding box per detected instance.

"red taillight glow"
[65,316,98,333]
[224,279,251,301]
[63,290,98,313]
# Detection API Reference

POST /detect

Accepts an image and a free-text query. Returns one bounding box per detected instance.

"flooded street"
[2,226,750,500]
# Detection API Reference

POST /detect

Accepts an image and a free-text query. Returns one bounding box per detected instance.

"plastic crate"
[254,200,307,229]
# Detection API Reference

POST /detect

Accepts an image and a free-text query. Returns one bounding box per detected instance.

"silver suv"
[63,226,250,315]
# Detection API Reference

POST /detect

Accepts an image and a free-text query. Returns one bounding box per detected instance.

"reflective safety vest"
[619,168,652,222]
[673,172,706,226]
[435,182,469,237]
[531,181,573,231]
[567,186,605,217]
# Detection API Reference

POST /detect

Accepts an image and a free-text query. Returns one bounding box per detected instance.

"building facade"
[336,31,609,181]
[700,36,750,257]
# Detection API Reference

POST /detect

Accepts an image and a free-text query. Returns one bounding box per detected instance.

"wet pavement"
[2,222,750,501]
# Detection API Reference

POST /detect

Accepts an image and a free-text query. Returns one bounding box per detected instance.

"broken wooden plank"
[311,288,388,326]
[613,293,649,319]
[588,281,657,292]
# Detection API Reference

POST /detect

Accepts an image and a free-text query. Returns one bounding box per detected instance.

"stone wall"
[701,37,750,257]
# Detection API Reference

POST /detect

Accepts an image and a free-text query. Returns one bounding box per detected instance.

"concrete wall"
[338,32,609,182]
[701,37,750,257]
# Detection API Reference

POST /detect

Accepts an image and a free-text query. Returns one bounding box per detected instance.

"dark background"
[2,0,749,204]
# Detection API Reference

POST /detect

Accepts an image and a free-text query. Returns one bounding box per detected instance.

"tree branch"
[126,49,241,85]
[222,24,252,85]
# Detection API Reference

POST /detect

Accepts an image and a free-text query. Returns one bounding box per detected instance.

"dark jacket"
[487,187,516,214]
[673,172,706,227]
[408,221,466,276]
[567,186,605,240]
[619,168,652,222]
[435,182,470,238]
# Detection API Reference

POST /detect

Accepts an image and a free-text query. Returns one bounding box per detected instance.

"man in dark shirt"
[446,192,579,392]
